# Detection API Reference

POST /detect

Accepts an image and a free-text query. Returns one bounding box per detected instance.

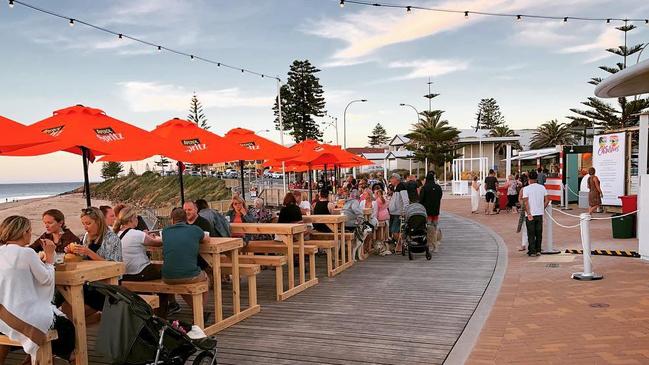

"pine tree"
[128,165,136,176]
[475,98,506,130]
[568,24,649,131]
[273,60,326,142]
[101,162,124,179]
[188,93,210,130]
[368,123,389,147]
[145,163,151,172]
[155,157,171,174]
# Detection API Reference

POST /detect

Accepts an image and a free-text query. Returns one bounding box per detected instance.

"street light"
[322,114,339,145]
[255,129,271,134]
[343,99,367,149]
[399,103,420,122]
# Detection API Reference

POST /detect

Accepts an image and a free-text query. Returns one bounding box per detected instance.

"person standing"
[419,171,443,252]
[517,173,529,252]
[470,176,481,214]
[484,169,498,215]
[587,167,603,214]
[505,174,521,213]
[536,166,547,186]
[522,171,550,256]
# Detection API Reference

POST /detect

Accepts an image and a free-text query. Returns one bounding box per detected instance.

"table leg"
[209,253,223,322]
[340,224,346,265]
[286,235,295,289]
[298,232,305,285]
[231,249,241,314]
[331,223,340,268]
[58,285,87,365]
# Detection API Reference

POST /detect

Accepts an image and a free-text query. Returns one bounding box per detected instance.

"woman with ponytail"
[114,205,163,281]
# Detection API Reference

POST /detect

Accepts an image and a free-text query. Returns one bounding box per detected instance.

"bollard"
[572,213,603,280]
[561,183,572,210]
[542,206,560,254]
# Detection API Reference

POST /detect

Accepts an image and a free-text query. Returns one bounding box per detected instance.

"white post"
[572,214,603,280]
[425,157,428,175]
[409,159,412,175]
[491,143,495,173]
[353,167,356,178]
[506,144,512,177]
[443,162,447,185]
[639,113,649,259]
[383,158,388,178]
[542,206,559,254]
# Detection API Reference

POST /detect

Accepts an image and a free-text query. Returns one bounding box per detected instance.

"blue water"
[0,182,82,202]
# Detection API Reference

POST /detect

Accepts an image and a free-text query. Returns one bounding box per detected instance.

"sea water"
[0,182,82,202]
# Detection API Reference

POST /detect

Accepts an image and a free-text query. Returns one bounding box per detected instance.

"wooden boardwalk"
[5,213,499,365]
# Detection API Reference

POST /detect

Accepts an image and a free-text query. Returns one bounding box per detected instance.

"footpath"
[442,196,649,365]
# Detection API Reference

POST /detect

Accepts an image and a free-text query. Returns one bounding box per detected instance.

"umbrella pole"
[240,160,246,200]
[308,165,313,203]
[177,162,185,206]
[81,147,91,208]
[324,164,327,193]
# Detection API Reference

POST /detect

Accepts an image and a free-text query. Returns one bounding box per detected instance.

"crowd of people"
[0,170,446,363]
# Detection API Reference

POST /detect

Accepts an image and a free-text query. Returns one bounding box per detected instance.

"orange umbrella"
[0,115,54,153]
[5,105,167,207]
[224,128,297,161]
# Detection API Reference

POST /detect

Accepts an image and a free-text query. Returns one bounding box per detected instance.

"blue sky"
[1,0,648,183]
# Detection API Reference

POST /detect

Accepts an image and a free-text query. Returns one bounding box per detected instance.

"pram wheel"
[408,250,413,260]
[425,251,432,260]
[192,350,216,365]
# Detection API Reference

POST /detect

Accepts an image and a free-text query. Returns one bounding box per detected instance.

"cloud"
[511,21,579,47]
[118,81,272,113]
[388,59,470,79]
[558,27,621,60]
[303,0,603,65]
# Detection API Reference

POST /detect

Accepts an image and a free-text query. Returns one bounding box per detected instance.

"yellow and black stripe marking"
[564,249,640,258]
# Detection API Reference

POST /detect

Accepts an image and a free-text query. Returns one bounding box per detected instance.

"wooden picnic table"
[148,237,258,335]
[302,214,353,276]
[230,223,318,300]
[55,260,125,365]
[332,207,372,218]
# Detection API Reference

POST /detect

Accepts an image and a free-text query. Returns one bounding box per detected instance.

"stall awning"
[504,151,557,161]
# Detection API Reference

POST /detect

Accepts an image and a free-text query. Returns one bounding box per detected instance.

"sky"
[1,0,648,183]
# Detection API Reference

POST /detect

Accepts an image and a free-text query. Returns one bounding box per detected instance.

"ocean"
[0,182,82,203]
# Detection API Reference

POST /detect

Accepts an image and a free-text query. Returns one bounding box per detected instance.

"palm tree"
[489,125,521,153]
[405,110,460,170]
[530,120,576,149]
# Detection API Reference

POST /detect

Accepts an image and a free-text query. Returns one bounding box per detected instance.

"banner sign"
[592,132,625,206]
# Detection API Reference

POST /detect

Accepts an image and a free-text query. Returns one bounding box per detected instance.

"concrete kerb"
[443,212,508,365]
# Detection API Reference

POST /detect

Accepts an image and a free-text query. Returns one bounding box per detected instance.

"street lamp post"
[343,99,367,149]
[399,103,419,121]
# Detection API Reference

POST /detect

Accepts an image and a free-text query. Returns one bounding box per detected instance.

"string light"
[332,0,647,24]
[516,15,522,22]
[406,6,411,13]
[8,0,280,82]
[607,19,611,24]
[563,17,568,23]
[464,11,469,19]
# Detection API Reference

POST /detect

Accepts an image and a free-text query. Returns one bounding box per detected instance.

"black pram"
[89,282,217,365]
[400,202,432,260]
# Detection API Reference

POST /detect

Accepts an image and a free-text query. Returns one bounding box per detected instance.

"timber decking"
[4,213,499,365]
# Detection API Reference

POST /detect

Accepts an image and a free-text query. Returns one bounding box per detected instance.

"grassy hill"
[87,172,231,207]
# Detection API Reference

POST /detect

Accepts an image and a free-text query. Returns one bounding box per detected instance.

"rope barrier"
[544,208,582,229]
[551,207,582,218]
[590,210,638,220]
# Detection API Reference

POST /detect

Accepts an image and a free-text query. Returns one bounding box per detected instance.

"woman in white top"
[0,216,75,364]
[113,205,162,281]
[470,176,481,214]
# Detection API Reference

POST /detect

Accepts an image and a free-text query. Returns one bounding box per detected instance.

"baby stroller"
[400,203,432,261]
[88,282,217,365]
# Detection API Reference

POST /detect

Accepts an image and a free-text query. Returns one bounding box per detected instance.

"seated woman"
[113,205,162,281]
[30,209,81,253]
[0,216,75,364]
[274,193,304,242]
[342,189,364,232]
[64,207,122,318]
[226,196,255,240]
[99,205,116,228]
[249,198,273,240]
[312,190,335,233]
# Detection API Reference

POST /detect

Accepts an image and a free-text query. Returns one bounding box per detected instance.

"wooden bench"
[309,231,357,270]
[0,330,58,365]
[139,294,160,309]
[121,279,208,329]
[243,242,318,301]
[218,262,260,311]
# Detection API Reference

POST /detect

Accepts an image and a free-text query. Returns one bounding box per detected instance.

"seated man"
[196,199,231,237]
[342,189,364,232]
[161,208,210,319]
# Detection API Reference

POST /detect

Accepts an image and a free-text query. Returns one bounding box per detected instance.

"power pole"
[423,77,439,112]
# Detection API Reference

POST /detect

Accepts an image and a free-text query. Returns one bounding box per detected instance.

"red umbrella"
[224,128,297,161]
[0,115,55,153]
[5,105,166,207]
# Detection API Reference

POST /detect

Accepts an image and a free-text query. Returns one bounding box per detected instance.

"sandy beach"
[0,193,112,240]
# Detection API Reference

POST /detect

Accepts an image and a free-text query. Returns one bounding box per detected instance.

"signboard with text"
[592,132,625,206]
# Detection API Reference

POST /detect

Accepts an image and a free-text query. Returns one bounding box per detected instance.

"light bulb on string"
[69,18,75,27]
[118,33,123,39]
[563,17,568,23]
[8,0,14,8]
[190,55,194,61]
[406,6,411,13]
[464,11,469,19]
[516,15,522,22]
[606,19,611,24]
[645,19,648,25]
[339,0,344,8]
[157,45,161,52]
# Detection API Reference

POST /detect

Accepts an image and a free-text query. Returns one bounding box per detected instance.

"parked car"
[271,172,283,179]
